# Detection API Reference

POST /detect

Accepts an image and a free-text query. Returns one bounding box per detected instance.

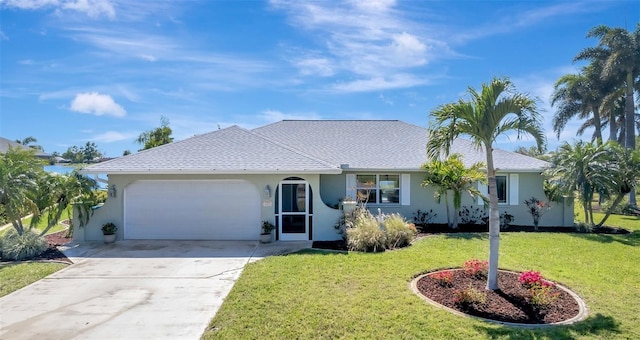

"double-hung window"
[356,174,400,204]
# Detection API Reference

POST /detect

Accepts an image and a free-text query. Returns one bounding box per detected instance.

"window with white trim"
[356,174,400,204]
[496,175,507,204]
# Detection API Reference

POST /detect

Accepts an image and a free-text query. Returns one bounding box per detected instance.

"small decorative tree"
[523,197,551,231]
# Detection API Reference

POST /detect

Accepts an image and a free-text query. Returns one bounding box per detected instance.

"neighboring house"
[76,120,574,242]
[0,136,50,159]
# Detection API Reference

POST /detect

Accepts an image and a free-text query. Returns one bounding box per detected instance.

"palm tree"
[545,141,613,225]
[421,154,487,229]
[15,136,44,151]
[426,77,545,290]
[0,148,42,235]
[576,24,640,206]
[551,62,613,146]
[29,171,97,236]
[595,143,640,227]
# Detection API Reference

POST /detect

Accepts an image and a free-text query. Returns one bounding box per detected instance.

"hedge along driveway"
[204,221,640,339]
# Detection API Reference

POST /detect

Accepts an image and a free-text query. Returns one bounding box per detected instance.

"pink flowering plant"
[518,270,560,307]
[518,270,544,288]
[463,259,488,278]
[523,197,551,230]
[431,270,454,287]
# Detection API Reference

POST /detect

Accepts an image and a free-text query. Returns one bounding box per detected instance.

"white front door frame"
[278,179,309,241]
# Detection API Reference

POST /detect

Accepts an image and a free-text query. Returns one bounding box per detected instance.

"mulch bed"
[416,270,580,324]
[0,229,73,264]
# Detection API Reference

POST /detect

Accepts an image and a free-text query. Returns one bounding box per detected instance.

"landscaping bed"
[1,229,72,264]
[415,269,581,324]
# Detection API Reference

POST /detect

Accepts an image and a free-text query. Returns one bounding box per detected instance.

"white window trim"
[479,174,514,206]
[351,173,408,206]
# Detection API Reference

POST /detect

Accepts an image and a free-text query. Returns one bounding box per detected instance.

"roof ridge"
[248,129,339,169]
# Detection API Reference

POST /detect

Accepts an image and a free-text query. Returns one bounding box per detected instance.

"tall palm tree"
[551,62,613,146]
[421,154,487,229]
[576,24,640,206]
[426,77,545,290]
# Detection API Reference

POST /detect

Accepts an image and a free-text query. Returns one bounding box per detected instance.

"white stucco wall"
[74,173,343,242]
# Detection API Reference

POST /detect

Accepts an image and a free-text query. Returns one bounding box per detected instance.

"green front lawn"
[204,212,640,339]
[0,262,68,297]
[1,205,71,237]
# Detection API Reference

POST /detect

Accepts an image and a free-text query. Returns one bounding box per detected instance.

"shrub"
[524,197,551,230]
[431,270,454,287]
[529,283,560,306]
[412,209,437,226]
[453,284,487,307]
[500,211,514,230]
[383,213,416,248]
[345,209,386,252]
[574,222,593,233]
[458,206,487,225]
[518,270,560,307]
[1,230,48,261]
[463,259,488,278]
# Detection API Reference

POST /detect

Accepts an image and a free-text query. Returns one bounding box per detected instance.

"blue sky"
[1,0,638,157]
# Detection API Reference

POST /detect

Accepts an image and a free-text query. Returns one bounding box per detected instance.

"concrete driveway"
[0,240,311,339]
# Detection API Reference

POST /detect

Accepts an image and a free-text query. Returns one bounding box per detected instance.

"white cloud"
[139,54,157,62]
[3,0,115,19]
[332,74,427,93]
[0,30,8,40]
[70,92,126,117]
[2,0,59,9]
[261,109,321,122]
[90,130,137,143]
[271,0,447,91]
[295,57,334,77]
[62,0,115,19]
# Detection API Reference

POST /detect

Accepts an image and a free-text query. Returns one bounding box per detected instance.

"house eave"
[79,168,343,175]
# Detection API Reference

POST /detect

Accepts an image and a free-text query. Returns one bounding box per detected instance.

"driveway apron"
[0,240,259,339]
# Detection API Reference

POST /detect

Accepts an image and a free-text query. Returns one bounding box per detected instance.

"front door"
[279,180,309,241]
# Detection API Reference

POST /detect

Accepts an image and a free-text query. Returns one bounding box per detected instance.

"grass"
[1,205,71,236]
[0,262,67,298]
[204,212,639,339]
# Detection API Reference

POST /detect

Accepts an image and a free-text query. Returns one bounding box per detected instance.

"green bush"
[383,213,416,249]
[1,230,48,261]
[346,209,386,252]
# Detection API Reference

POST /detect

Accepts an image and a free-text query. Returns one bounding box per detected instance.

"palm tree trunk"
[452,207,459,229]
[445,192,451,228]
[485,145,500,290]
[624,71,637,207]
[596,193,626,227]
[609,108,617,142]
[592,106,603,146]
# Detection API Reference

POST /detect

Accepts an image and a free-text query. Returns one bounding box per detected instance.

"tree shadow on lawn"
[568,231,640,247]
[443,233,489,241]
[474,313,620,340]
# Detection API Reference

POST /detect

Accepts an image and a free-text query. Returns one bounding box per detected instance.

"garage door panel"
[124,180,260,240]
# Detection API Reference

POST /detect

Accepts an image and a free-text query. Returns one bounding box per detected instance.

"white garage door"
[124,180,261,240]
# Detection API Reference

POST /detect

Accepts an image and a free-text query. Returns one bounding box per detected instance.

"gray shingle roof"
[0,137,50,158]
[81,126,340,174]
[254,120,548,171]
[82,120,548,174]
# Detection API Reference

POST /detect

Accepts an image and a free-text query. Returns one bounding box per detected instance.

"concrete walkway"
[0,240,311,339]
